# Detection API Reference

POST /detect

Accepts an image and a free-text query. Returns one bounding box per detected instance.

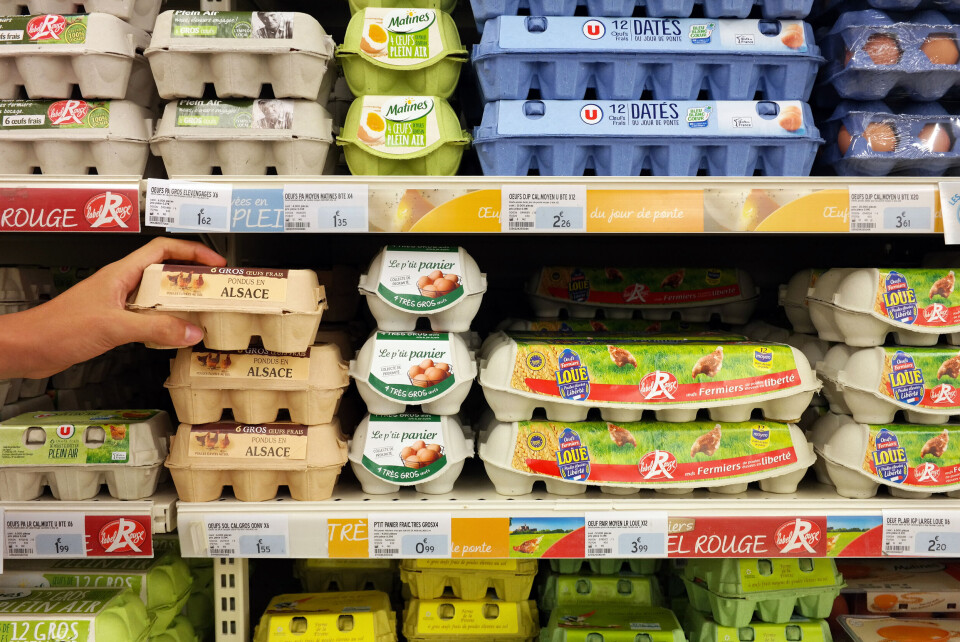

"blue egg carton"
[820,10,960,101]
[822,100,960,175]
[822,0,960,14]
[473,99,822,175]
[469,0,813,32]
[472,17,823,101]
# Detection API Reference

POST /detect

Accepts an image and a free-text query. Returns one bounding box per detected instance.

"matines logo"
[27,14,66,40]
[580,104,603,125]
[582,19,604,39]
[382,97,434,122]
[384,8,435,32]
[47,100,89,125]
[84,192,134,229]
[638,450,677,479]
[639,371,679,400]
[775,518,821,554]
[56,424,75,439]
[99,518,148,554]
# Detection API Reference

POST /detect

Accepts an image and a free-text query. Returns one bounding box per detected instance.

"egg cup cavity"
[403,599,539,642]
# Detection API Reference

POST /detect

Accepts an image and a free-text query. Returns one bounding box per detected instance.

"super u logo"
[580,104,603,125]
[56,424,75,439]
[582,20,604,39]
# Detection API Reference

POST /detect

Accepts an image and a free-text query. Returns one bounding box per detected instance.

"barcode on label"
[9,548,31,555]
[851,222,875,230]
[151,217,175,227]
[209,548,231,556]
[285,221,307,230]
[589,548,613,556]
[509,221,534,229]
[886,545,910,552]
[376,548,399,556]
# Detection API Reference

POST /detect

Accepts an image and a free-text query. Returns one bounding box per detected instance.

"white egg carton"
[815,344,857,415]
[738,320,791,343]
[809,412,960,499]
[1,394,54,421]
[350,331,476,416]
[0,99,152,175]
[358,246,487,332]
[0,14,152,101]
[146,11,335,100]
[2,377,48,404]
[809,268,960,346]
[0,0,162,32]
[151,99,335,176]
[778,269,821,334]
[0,381,13,407]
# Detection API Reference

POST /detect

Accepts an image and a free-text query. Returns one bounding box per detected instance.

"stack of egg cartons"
[124,263,351,502]
[0,267,54,418]
[144,10,337,176]
[335,0,471,175]
[348,246,485,496]
[469,0,824,176]
[253,591,398,642]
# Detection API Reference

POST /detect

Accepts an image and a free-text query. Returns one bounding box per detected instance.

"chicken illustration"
[512,536,543,554]
[177,272,193,288]
[608,423,637,448]
[921,429,949,458]
[196,353,208,366]
[205,432,219,448]
[108,424,126,440]
[691,424,722,457]
[930,271,955,299]
[165,272,179,284]
[937,351,960,379]
[220,434,230,449]
[692,347,724,379]
[195,274,204,289]
[608,345,637,368]
[826,535,840,554]
[605,268,624,281]
[221,354,232,369]
[589,321,609,332]
[661,269,685,289]
[205,352,221,369]
[195,432,208,446]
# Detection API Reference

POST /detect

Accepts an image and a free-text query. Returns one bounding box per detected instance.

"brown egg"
[919,123,952,152]
[838,124,853,155]
[778,106,803,132]
[432,278,456,295]
[421,284,439,298]
[403,456,422,469]
[400,446,415,459]
[428,269,443,282]
[417,275,432,289]
[408,365,424,378]
[434,362,450,372]
[922,33,959,65]
[863,33,901,65]
[863,122,897,152]
[427,443,442,452]
[420,358,434,369]
[781,23,804,49]
[844,48,854,66]
[417,448,440,464]
[424,366,447,382]
[412,440,426,451]
[443,273,459,284]
[412,373,431,387]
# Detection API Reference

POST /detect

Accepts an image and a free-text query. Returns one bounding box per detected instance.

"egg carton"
[472,17,823,101]
[0,0,162,31]
[166,343,349,425]
[820,10,960,101]
[18,377,48,399]
[501,318,713,334]
[0,588,152,641]
[358,246,486,332]
[0,267,56,302]
[0,409,171,501]
[809,268,960,346]
[778,268,821,333]
[255,592,397,642]
[1,394,54,421]
[154,616,198,642]
[541,573,664,611]
[0,381,12,406]
[0,14,153,101]
[400,559,537,601]
[349,0,457,12]
[815,343,857,414]
[685,608,831,642]
[528,266,758,323]
[475,99,820,176]
[151,99,335,176]
[549,559,661,574]
[166,420,348,502]
[348,413,473,494]
[350,331,476,415]
[295,559,398,593]
[316,266,362,323]
[543,606,684,642]
[840,615,960,642]
[403,599,539,642]
[128,264,327,353]
[480,418,814,495]
[810,412,960,498]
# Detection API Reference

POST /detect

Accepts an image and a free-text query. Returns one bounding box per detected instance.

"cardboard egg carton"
[0,266,56,302]
[400,559,538,601]
[0,588,153,641]
[542,573,663,611]
[1,394,54,421]
[815,343,857,415]
[295,559,398,593]
[549,559,660,574]
[778,268,821,333]
[128,264,327,353]
[166,420,348,502]
[0,14,153,101]
[151,99,335,176]
[544,606,683,642]
[165,343,349,425]
[403,599,539,642]
[0,0,162,32]
[146,11,335,100]
[254,592,397,642]
[685,609,831,642]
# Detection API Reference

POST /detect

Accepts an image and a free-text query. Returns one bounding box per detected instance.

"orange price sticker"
[451,518,509,558]
[328,518,369,558]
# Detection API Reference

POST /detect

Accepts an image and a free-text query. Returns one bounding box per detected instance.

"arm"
[0,237,226,379]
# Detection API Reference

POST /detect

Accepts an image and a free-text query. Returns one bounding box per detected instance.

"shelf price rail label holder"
[368,513,451,559]
[849,184,936,234]
[0,182,140,233]
[204,514,290,558]
[883,509,960,557]
[5,511,153,559]
[586,511,667,558]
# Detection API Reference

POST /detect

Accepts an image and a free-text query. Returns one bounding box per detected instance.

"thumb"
[118,311,204,348]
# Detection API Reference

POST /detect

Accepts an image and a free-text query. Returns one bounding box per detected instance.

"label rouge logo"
[775,518,821,554]
[639,371,678,400]
[638,450,677,479]
[579,104,602,125]
[56,424,74,439]
[84,192,134,229]
[27,14,66,40]
[924,303,948,324]
[98,518,147,554]
[931,383,956,405]
[915,462,940,483]
[47,100,88,125]
[582,19,604,39]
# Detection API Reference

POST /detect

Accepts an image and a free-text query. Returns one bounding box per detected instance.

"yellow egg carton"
[294,559,398,593]
[253,591,397,642]
[403,599,539,641]
[400,559,537,601]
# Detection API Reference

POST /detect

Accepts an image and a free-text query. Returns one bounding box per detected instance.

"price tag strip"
[849,184,936,234]
[146,178,232,232]
[205,514,289,558]
[883,509,960,556]
[5,511,87,559]
[283,184,369,232]
[585,511,667,558]
[502,184,586,232]
[369,513,451,559]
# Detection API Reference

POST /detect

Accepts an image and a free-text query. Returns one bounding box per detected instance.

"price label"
[369,513,450,559]
[283,184,368,232]
[5,511,85,559]
[939,181,960,244]
[145,178,232,232]
[502,184,586,232]
[585,511,667,558]
[849,185,935,234]
[205,514,289,558]
[883,509,960,556]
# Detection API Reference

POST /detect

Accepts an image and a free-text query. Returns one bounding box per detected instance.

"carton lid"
[338,8,466,65]
[0,100,152,143]
[402,599,538,638]
[0,13,149,56]
[338,96,470,160]
[152,99,334,143]
[254,591,396,642]
[0,587,154,641]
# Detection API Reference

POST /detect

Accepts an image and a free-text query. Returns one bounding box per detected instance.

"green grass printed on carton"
[880,270,959,313]
[508,533,567,558]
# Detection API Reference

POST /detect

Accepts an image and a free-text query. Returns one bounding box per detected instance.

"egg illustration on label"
[358,109,386,145]
[361,22,388,55]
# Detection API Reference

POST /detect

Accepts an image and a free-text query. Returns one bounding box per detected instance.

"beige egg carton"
[0,0,161,31]
[778,269,821,334]
[350,331,476,416]
[166,419,347,502]
[146,11,335,99]
[1,394,54,421]
[151,99,335,176]
[810,412,960,499]
[0,409,171,501]
[358,246,487,332]
[0,14,153,101]
[815,343,857,415]
[0,376,46,406]
[127,264,327,353]
[348,413,473,494]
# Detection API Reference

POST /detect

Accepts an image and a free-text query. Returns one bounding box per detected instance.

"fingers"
[114,310,204,348]
[128,237,227,273]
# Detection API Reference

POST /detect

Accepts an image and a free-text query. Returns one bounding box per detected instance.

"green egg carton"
[348,0,457,13]
[151,615,199,642]
[541,606,685,642]
[338,95,469,175]
[403,598,539,641]
[338,8,466,98]
[549,559,662,575]
[0,587,154,642]
[184,567,214,641]
[685,608,832,642]
[295,559,398,593]
[401,559,537,601]
[541,574,663,612]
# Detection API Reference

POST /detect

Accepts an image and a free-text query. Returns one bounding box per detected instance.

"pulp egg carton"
[501,318,713,334]
[127,264,327,353]
[0,409,171,501]
[0,14,153,102]
[350,331,476,415]
[146,11,336,100]
[543,606,684,642]
[808,267,960,346]
[839,615,960,642]
[254,591,397,642]
[815,343,857,414]
[0,99,152,175]
[778,268,821,333]
[338,95,470,175]
[549,559,661,574]
[479,334,819,423]
[541,573,664,611]
[152,99,335,176]
[820,10,960,101]
[809,411,960,498]
[685,608,832,642]
[52,354,112,389]
[682,558,845,627]
[349,0,457,12]
[1,394,54,421]
[0,266,56,302]
[823,101,960,176]
[166,420,348,502]
[400,559,538,601]
[474,100,820,176]
[0,0,162,32]
[165,342,349,425]
[0,588,152,641]
[358,246,486,332]
[295,559,398,593]
[317,266,362,323]
[480,418,814,495]
[472,17,823,101]
[403,599,539,642]
[348,413,473,494]
[154,616,198,642]
[16,376,48,399]
[338,8,467,99]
